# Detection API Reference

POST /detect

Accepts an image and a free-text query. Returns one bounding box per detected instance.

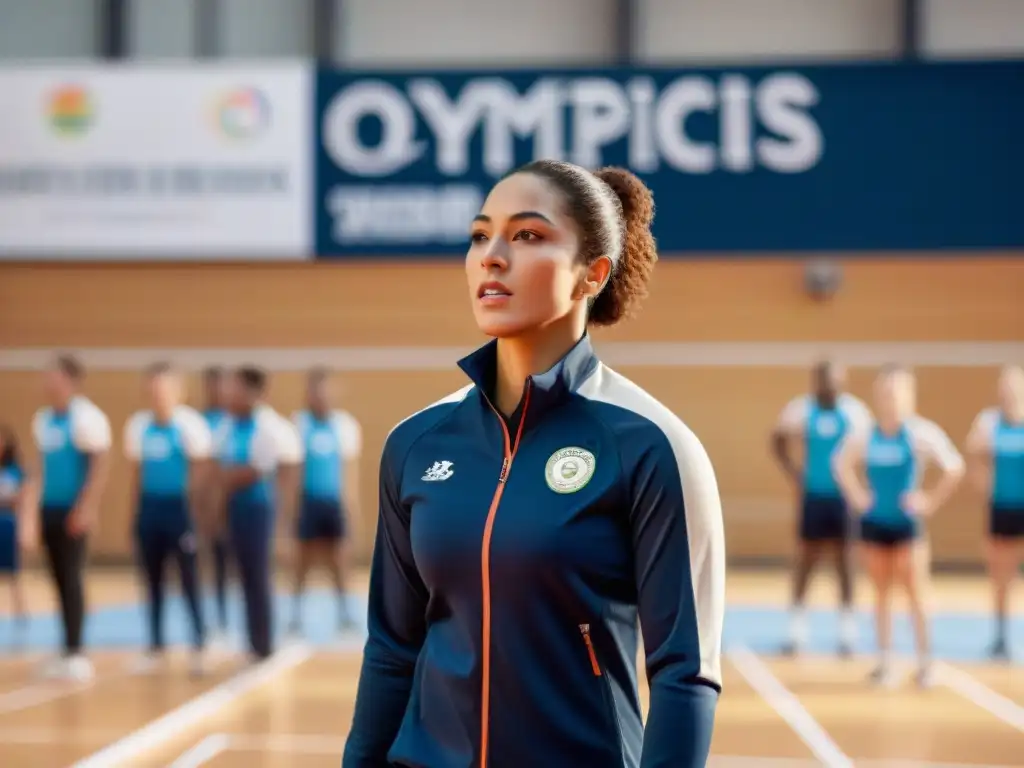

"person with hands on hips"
[833,364,964,689]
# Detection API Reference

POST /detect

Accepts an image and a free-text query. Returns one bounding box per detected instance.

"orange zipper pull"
[498,457,509,483]
[579,624,602,676]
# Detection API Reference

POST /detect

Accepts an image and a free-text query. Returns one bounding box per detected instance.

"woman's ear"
[577,255,612,300]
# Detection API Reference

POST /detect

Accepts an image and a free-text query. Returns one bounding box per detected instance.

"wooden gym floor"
[0,569,1021,767]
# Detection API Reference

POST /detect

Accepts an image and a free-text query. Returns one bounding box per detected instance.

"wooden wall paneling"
[1,257,1022,348]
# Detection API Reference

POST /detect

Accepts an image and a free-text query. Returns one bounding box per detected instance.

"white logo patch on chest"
[545,447,596,494]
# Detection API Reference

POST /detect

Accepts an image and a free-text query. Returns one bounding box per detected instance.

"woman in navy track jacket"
[344,160,726,768]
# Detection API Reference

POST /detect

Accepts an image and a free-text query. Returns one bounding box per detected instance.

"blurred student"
[260,401,303,556]
[288,368,362,636]
[200,366,231,645]
[966,364,1024,660]
[833,365,963,688]
[0,426,29,641]
[216,367,286,660]
[124,363,212,675]
[771,361,871,656]
[27,355,111,681]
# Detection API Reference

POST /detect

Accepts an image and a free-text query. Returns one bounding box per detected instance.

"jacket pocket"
[579,623,625,764]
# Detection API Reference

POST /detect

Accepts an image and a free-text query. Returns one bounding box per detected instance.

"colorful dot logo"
[215,87,271,140]
[48,85,94,136]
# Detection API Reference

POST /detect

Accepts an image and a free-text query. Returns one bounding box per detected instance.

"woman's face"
[147,372,180,411]
[465,173,588,339]
[874,371,914,423]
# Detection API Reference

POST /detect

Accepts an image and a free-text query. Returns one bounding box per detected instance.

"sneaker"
[868,663,897,688]
[782,612,806,657]
[64,655,95,683]
[914,664,936,690]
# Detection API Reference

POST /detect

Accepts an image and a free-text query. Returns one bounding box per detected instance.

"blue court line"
[0,593,1021,664]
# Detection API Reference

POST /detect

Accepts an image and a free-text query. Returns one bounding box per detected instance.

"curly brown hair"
[510,160,658,326]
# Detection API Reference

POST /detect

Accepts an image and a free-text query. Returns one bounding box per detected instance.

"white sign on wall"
[0,64,313,260]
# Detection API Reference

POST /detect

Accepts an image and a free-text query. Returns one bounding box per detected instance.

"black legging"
[211,536,230,631]
[41,513,87,655]
[138,526,205,651]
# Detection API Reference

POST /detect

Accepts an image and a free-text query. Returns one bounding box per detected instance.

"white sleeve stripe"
[175,407,213,460]
[577,363,725,687]
[71,398,112,452]
[966,408,999,453]
[32,408,50,449]
[775,395,809,434]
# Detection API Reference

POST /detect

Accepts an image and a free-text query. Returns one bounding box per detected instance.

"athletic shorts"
[860,516,918,547]
[297,496,347,542]
[990,504,1024,539]
[0,513,18,573]
[799,494,851,542]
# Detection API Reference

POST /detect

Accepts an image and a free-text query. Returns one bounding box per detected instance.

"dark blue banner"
[315,61,1023,257]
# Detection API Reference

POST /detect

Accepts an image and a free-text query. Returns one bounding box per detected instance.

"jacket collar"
[457,333,599,417]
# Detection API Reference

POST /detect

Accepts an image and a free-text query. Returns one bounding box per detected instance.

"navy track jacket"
[343,336,725,768]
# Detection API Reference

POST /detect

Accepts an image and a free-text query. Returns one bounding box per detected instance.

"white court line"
[0,725,125,744]
[1,341,1021,371]
[71,643,313,768]
[0,669,129,716]
[227,732,348,754]
[728,646,854,768]
[938,662,1024,732]
[167,734,231,768]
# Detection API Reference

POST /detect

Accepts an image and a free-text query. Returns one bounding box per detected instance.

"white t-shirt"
[123,406,213,462]
[966,407,1002,454]
[32,396,112,454]
[261,405,304,465]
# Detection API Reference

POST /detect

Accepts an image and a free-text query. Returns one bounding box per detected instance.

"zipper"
[579,623,603,676]
[479,382,531,768]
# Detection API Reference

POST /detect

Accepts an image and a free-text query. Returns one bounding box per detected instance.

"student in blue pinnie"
[0,425,29,642]
[833,365,964,689]
[288,368,363,637]
[772,361,872,657]
[29,354,112,682]
[966,365,1024,660]
[199,366,232,648]
[216,367,286,661]
[123,363,213,676]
